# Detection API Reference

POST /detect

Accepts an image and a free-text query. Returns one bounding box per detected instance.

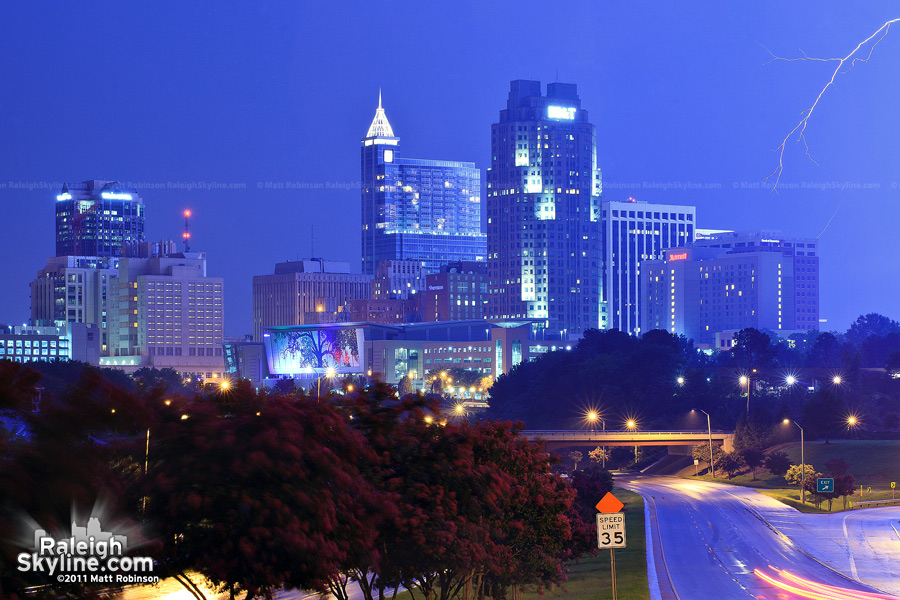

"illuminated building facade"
[422,261,488,322]
[55,180,144,258]
[600,199,696,334]
[486,80,603,338]
[252,259,371,340]
[361,93,486,275]
[641,231,818,347]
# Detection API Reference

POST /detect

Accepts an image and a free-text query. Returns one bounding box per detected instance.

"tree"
[802,389,846,443]
[802,472,827,509]
[835,474,856,510]
[846,313,900,347]
[740,448,765,480]
[732,328,776,374]
[569,450,584,471]
[397,374,414,397]
[588,446,609,465]
[824,458,850,477]
[569,466,614,524]
[764,451,791,477]
[785,464,816,486]
[691,444,725,476]
[133,367,187,393]
[143,386,377,600]
[718,452,744,479]
[805,332,845,368]
[732,413,772,452]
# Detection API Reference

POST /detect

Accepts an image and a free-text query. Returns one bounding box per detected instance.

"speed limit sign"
[597,513,626,549]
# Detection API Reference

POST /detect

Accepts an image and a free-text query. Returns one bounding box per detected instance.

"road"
[620,476,899,599]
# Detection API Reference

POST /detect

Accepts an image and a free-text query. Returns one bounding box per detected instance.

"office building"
[641,231,819,348]
[600,199,696,335]
[422,261,488,322]
[361,93,486,275]
[345,298,419,324]
[0,323,101,365]
[55,181,144,258]
[371,259,426,300]
[30,256,119,354]
[101,249,225,380]
[252,259,371,341]
[486,80,603,338]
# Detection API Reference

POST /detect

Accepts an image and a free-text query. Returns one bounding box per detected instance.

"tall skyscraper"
[600,199,696,334]
[55,180,145,258]
[486,80,603,338]
[360,93,486,275]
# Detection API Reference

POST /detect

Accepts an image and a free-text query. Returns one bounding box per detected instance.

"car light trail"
[755,568,897,600]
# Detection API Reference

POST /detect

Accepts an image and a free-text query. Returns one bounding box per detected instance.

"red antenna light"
[183,209,192,252]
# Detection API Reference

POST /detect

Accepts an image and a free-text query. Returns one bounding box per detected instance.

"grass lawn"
[684,440,900,513]
[520,488,649,600]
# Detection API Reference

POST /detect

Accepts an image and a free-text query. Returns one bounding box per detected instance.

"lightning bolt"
[763,18,900,191]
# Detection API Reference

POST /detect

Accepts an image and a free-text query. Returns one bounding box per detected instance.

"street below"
[621,476,899,599]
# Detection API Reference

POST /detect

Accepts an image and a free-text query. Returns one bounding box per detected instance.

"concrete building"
[30,256,119,354]
[101,250,225,380]
[361,92,486,275]
[422,261,488,322]
[600,198,696,335]
[486,80,603,339]
[345,298,419,324]
[371,259,426,300]
[55,180,144,258]
[641,231,818,348]
[252,259,371,340]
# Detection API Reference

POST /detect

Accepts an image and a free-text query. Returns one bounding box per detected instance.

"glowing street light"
[783,419,806,504]
[625,419,638,462]
[677,376,685,386]
[785,375,797,386]
[220,380,231,391]
[832,375,842,385]
[586,411,606,468]
[424,415,434,424]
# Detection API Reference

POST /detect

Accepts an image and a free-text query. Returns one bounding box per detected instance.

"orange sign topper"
[668,252,688,262]
[596,492,624,514]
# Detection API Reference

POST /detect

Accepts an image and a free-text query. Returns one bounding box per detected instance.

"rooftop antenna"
[311,224,315,258]
[182,209,192,252]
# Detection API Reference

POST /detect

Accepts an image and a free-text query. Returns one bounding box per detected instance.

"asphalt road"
[620,476,896,599]
[119,578,369,600]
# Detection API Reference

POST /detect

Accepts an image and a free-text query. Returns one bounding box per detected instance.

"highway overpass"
[522,429,734,452]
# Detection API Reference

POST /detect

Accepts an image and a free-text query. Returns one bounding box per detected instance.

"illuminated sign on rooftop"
[101,192,133,200]
[56,193,72,201]
[547,105,576,120]
[668,252,688,262]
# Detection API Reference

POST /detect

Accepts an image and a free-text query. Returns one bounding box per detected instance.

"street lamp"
[739,370,756,416]
[846,415,859,439]
[317,367,336,398]
[785,375,796,387]
[832,375,842,385]
[784,419,806,504]
[677,376,685,386]
[692,409,715,479]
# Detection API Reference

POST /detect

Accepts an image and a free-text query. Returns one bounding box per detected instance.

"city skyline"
[2,2,899,337]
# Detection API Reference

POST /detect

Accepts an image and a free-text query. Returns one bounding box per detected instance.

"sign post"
[892,481,896,500]
[596,492,626,600]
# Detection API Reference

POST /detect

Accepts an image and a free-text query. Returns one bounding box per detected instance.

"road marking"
[842,514,860,581]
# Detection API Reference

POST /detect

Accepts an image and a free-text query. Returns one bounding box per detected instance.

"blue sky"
[1,2,898,336]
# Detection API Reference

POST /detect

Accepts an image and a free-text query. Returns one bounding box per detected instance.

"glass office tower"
[360,93,486,275]
[55,180,144,258]
[486,80,603,338]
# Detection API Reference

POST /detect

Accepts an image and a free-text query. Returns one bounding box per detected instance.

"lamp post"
[692,409,715,479]
[784,419,805,504]
[626,420,638,463]
[846,415,858,440]
[317,366,336,397]
[739,375,750,415]
[587,411,607,468]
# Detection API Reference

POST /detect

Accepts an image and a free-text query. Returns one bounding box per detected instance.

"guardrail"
[851,498,900,509]
[523,430,732,438]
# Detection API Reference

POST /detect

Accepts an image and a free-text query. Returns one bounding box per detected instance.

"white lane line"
[643,493,663,600]
[843,513,860,581]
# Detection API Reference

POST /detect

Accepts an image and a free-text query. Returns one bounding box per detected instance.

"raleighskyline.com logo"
[17,517,158,584]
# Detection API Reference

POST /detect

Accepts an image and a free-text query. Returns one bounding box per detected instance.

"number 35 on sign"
[597,513,626,549]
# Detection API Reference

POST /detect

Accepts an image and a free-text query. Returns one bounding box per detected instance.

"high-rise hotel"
[360,93,486,275]
[486,80,603,338]
[55,180,145,258]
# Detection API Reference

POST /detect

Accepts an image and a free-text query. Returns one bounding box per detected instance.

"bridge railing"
[523,430,731,438]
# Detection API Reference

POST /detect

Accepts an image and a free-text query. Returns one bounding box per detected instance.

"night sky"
[2,2,898,337]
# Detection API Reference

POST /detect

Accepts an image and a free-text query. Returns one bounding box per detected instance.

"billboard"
[264,327,364,375]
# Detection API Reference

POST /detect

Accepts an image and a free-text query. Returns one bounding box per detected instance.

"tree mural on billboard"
[271,328,361,373]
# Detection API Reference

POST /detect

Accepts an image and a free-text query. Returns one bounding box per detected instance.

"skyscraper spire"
[365,89,395,139]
